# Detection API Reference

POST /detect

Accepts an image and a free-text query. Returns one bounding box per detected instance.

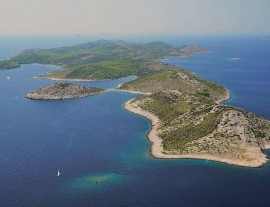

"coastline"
[116,89,151,95]
[124,89,269,168]
[25,83,103,100]
[216,88,231,104]
[33,75,137,83]
[33,76,105,82]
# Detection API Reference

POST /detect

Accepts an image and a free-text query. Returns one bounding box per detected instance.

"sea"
[0,35,270,207]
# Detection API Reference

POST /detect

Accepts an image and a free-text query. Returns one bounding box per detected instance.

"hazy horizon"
[1,0,270,36]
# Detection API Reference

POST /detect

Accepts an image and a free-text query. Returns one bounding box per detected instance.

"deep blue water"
[164,36,270,119]
[0,36,270,207]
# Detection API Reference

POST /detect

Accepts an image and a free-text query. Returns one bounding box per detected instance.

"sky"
[0,0,269,36]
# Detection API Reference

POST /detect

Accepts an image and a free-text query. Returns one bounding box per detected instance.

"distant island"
[262,37,270,41]
[26,83,104,100]
[1,39,270,167]
[0,40,207,79]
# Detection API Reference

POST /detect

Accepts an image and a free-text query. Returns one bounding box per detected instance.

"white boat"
[57,170,61,177]
[229,57,242,60]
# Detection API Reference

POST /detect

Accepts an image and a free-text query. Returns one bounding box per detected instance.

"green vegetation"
[120,70,195,93]
[0,60,20,69]
[194,77,225,93]
[136,90,221,152]
[121,69,229,151]
[161,110,222,152]
[196,89,210,98]
[120,69,227,102]
[0,40,207,81]
[47,59,147,80]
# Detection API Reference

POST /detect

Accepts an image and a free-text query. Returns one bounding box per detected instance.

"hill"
[0,40,207,81]
[121,68,270,167]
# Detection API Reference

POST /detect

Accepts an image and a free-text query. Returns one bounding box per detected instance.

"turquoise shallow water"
[0,36,270,207]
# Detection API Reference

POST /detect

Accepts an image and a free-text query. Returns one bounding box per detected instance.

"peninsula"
[120,70,270,167]
[26,83,104,100]
[1,40,270,167]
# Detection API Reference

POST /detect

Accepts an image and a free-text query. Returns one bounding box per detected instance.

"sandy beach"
[116,89,151,95]
[124,90,269,168]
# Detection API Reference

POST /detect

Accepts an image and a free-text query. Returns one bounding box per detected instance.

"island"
[1,39,270,167]
[262,37,270,41]
[25,83,104,100]
[0,40,207,78]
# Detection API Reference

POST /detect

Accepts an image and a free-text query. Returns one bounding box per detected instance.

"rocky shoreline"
[26,83,104,100]
[124,91,270,168]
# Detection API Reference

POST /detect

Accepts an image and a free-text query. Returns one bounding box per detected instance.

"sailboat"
[57,170,61,177]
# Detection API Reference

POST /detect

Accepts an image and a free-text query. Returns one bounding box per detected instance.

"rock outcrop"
[26,83,104,100]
